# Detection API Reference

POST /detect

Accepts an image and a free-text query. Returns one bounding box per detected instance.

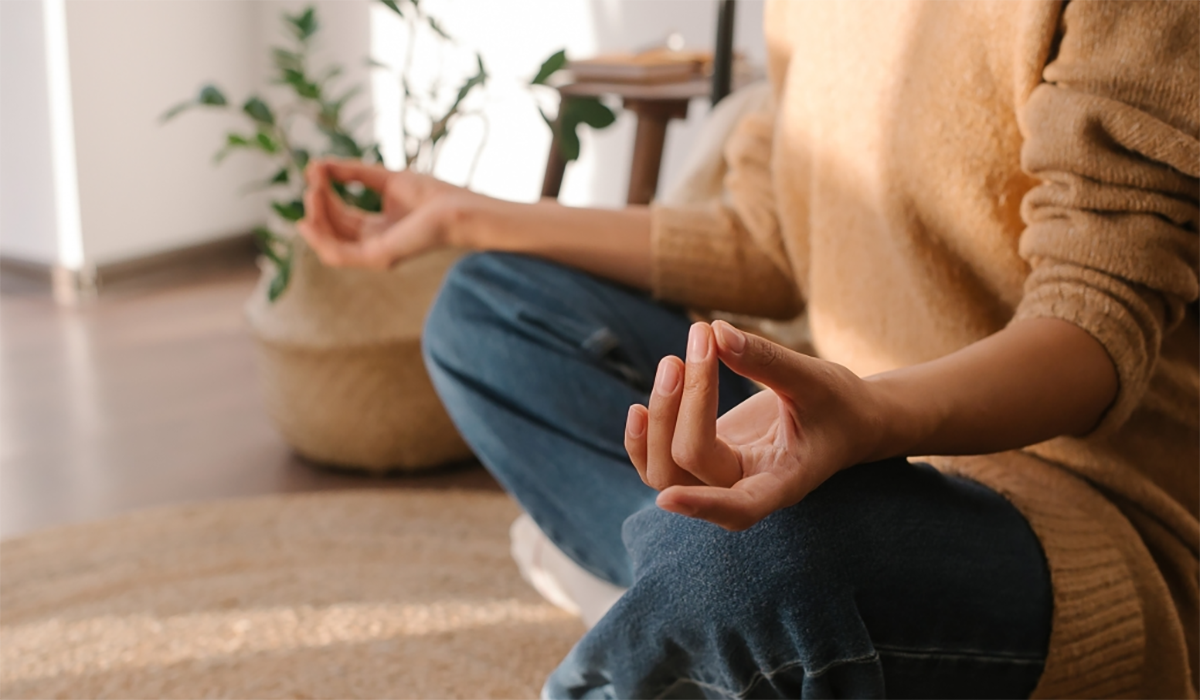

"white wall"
[64,0,268,267]
[0,0,62,266]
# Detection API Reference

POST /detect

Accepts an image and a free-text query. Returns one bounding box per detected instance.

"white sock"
[509,513,628,629]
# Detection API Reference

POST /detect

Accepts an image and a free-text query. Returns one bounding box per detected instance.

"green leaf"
[272,199,305,222]
[253,226,284,265]
[255,223,294,302]
[432,53,489,145]
[255,131,280,154]
[272,48,303,74]
[161,83,228,123]
[160,100,193,123]
[280,69,321,100]
[426,15,451,40]
[531,49,567,86]
[379,0,405,16]
[325,130,363,158]
[242,168,290,194]
[564,96,616,129]
[242,96,275,125]
[198,84,227,106]
[285,7,318,42]
[558,120,581,162]
[214,132,253,162]
[555,97,617,162]
[268,256,291,302]
[454,54,488,106]
[369,144,385,164]
[292,148,310,171]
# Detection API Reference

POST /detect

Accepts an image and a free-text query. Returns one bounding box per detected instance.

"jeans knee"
[620,505,847,627]
[422,252,508,372]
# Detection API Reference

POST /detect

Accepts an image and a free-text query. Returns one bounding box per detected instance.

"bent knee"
[620,506,849,619]
[423,252,514,367]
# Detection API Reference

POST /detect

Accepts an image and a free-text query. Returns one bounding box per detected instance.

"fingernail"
[715,321,746,354]
[687,323,710,362]
[626,405,646,438]
[655,358,681,395]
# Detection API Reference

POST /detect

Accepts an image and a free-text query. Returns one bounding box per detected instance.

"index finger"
[323,158,391,192]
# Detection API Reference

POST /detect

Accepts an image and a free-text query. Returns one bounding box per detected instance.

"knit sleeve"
[1014,0,1199,434]
[650,109,802,319]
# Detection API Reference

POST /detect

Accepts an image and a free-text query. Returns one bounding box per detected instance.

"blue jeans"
[423,252,1052,699]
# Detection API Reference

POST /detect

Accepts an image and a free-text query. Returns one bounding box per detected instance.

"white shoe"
[509,513,627,629]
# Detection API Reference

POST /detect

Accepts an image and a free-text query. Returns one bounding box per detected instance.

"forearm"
[444,194,653,291]
[864,317,1119,460]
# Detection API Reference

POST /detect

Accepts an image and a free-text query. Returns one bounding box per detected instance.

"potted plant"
[164,2,614,472]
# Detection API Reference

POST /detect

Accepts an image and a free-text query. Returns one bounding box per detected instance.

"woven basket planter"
[245,240,472,472]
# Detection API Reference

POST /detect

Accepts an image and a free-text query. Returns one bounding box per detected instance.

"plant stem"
[465,111,489,188]
[400,12,418,168]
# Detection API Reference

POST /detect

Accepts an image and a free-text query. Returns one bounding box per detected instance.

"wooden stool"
[540,78,712,206]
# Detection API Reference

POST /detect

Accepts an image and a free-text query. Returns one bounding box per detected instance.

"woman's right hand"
[297,158,473,269]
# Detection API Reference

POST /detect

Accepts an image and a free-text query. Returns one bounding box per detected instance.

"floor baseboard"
[1,231,259,302]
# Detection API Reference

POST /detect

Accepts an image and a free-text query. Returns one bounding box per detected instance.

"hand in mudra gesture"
[297,159,469,269]
[627,320,884,531]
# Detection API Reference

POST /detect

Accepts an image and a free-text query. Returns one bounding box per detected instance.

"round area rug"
[0,490,584,699]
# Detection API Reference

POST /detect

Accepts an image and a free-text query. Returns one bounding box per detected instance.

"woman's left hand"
[298,158,473,269]
[625,320,888,531]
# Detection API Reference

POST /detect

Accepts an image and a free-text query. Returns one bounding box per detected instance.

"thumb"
[370,205,443,265]
[712,320,808,396]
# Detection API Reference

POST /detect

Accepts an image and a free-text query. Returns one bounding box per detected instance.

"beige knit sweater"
[649,1,1199,697]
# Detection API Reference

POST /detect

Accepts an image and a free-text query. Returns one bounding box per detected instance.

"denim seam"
[652,652,880,700]
[874,644,1044,664]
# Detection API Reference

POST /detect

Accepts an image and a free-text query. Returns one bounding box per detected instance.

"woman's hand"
[625,320,886,531]
[297,157,657,288]
[297,158,474,269]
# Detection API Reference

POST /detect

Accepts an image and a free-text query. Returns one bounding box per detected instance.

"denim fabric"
[423,252,1052,699]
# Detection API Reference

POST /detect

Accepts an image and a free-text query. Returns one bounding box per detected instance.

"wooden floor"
[0,258,499,539]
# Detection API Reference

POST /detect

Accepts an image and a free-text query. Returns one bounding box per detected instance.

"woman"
[298,1,1198,696]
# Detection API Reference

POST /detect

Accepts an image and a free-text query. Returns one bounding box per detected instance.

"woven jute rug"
[0,490,584,699]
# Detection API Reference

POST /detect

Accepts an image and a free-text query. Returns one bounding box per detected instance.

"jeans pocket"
[514,305,652,393]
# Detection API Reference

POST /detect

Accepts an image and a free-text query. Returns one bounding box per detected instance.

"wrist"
[436,192,484,250]
[860,371,939,462]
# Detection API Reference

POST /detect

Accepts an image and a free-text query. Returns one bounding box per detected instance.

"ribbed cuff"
[650,202,801,319]
[1012,265,1160,435]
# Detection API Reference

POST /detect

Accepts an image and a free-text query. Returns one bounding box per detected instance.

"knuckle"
[671,443,700,470]
[681,372,708,398]
[646,474,668,491]
[757,340,785,368]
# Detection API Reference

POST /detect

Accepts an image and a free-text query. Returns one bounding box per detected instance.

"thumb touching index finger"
[324,158,391,192]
